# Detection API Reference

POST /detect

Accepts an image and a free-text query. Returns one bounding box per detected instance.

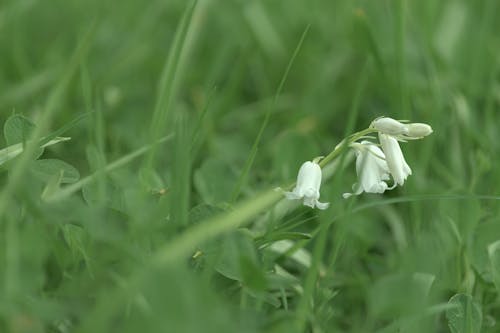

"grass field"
[1,0,499,332]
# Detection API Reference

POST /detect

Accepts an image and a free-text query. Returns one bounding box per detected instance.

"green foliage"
[1,0,500,332]
[446,294,482,333]
[4,114,36,145]
[30,159,80,184]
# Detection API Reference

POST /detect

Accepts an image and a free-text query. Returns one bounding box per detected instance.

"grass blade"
[230,24,311,202]
[144,0,198,170]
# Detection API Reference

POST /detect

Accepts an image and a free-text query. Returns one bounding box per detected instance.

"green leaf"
[30,159,80,183]
[4,114,36,145]
[446,294,482,333]
[487,240,500,293]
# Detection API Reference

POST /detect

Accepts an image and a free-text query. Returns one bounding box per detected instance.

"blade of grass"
[38,112,90,146]
[143,0,198,170]
[170,113,191,226]
[45,135,174,202]
[81,63,108,203]
[0,25,95,222]
[230,24,311,202]
[190,86,216,152]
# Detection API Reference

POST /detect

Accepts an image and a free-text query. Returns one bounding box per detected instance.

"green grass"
[1,0,500,332]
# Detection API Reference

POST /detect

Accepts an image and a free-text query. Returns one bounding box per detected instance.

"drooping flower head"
[284,160,329,210]
[343,141,393,198]
[343,116,432,198]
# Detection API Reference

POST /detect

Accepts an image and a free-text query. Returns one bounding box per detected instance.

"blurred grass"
[1,0,500,332]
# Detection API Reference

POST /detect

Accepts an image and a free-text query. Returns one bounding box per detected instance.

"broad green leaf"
[487,240,500,293]
[446,294,482,333]
[4,114,36,145]
[30,159,80,183]
[41,171,65,200]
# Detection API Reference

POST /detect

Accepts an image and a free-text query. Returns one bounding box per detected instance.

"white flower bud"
[406,123,433,138]
[371,117,409,136]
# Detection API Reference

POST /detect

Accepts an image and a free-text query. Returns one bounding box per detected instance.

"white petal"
[366,181,388,193]
[379,133,412,186]
[315,200,330,210]
[302,195,316,208]
[344,141,392,198]
[284,189,302,200]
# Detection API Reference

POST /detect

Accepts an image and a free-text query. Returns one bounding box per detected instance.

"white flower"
[284,160,329,210]
[343,141,393,198]
[378,133,412,186]
[371,117,408,136]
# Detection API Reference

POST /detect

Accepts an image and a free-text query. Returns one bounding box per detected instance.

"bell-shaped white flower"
[343,141,393,198]
[371,117,409,136]
[378,133,412,186]
[284,160,329,210]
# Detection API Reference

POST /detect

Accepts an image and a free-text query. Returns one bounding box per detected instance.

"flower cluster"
[283,117,432,209]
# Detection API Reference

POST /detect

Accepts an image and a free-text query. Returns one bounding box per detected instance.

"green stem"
[319,128,377,168]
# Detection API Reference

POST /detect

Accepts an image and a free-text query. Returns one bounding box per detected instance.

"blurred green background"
[1,0,499,332]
